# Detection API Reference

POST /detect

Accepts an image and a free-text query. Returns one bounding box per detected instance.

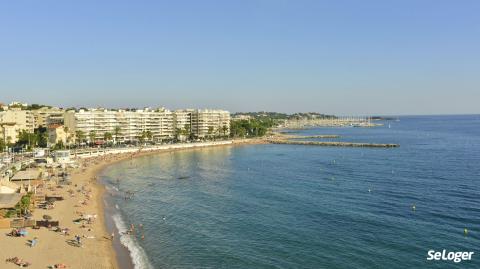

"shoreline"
[87,139,265,269]
[0,139,264,269]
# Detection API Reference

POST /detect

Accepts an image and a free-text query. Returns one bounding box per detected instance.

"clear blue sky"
[1,0,479,115]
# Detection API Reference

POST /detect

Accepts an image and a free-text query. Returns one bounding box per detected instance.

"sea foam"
[112,213,153,269]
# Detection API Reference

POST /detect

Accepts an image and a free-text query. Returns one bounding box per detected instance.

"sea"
[100,115,480,269]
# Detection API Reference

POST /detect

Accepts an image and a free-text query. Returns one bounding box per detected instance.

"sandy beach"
[0,139,264,269]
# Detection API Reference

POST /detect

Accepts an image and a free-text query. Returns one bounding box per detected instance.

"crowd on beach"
[2,142,243,268]
[1,153,134,268]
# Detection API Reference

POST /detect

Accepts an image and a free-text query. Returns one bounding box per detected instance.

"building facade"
[0,108,35,143]
[191,109,230,138]
[47,124,70,146]
[32,107,65,128]
[64,108,175,143]
[64,108,230,143]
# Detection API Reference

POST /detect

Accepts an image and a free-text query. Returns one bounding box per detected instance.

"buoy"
[464,228,468,236]
[412,204,416,211]
[368,189,371,193]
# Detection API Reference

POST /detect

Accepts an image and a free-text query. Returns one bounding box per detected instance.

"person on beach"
[30,237,38,247]
[75,235,81,246]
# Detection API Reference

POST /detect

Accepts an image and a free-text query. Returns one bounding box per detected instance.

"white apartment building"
[173,109,231,138]
[173,109,194,132]
[64,108,175,143]
[191,109,230,138]
[64,108,231,143]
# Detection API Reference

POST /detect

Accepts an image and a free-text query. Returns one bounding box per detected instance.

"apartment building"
[63,107,230,143]
[173,109,193,132]
[47,124,70,145]
[191,109,230,138]
[0,123,18,144]
[32,107,65,128]
[64,108,175,143]
[173,109,231,138]
[0,108,35,143]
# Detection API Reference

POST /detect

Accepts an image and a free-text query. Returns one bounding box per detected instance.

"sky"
[1,0,479,115]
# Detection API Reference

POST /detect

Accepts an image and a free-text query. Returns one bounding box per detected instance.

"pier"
[268,140,399,148]
[285,135,341,139]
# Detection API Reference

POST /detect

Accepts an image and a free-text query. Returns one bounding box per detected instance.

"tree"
[145,130,153,141]
[207,126,214,140]
[174,128,182,141]
[16,130,37,149]
[15,193,31,217]
[0,139,5,152]
[229,119,273,138]
[89,130,96,144]
[139,131,147,144]
[114,126,122,143]
[104,132,113,141]
[222,125,228,137]
[64,127,71,146]
[53,140,65,150]
[34,127,48,148]
[184,124,191,137]
[75,130,85,145]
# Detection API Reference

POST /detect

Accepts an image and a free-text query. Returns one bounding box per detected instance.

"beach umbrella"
[47,197,56,203]
[43,214,52,221]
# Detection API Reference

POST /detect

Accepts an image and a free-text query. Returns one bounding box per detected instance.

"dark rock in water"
[177,176,190,179]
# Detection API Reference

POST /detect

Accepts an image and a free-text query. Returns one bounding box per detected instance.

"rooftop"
[0,193,22,209]
[10,170,41,181]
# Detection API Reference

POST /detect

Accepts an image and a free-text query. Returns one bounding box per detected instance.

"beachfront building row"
[64,108,230,143]
[0,106,65,144]
[0,102,230,145]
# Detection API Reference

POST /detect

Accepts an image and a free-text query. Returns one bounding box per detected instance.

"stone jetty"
[289,135,340,139]
[268,140,399,148]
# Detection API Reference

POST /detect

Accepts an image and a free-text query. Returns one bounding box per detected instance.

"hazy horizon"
[1,0,479,115]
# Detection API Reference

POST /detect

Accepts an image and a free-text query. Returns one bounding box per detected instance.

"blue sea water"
[101,115,480,269]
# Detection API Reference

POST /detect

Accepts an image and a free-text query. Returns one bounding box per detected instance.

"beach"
[0,139,263,269]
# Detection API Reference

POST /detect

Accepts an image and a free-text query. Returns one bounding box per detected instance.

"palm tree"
[104,132,113,142]
[145,130,153,141]
[222,125,228,137]
[207,126,214,140]
[114,126,121,144]
[184,124,191,139]
[174,128,182,141]
[89,130,96,145]
[75,130,85,145]
[139,131,147,144]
